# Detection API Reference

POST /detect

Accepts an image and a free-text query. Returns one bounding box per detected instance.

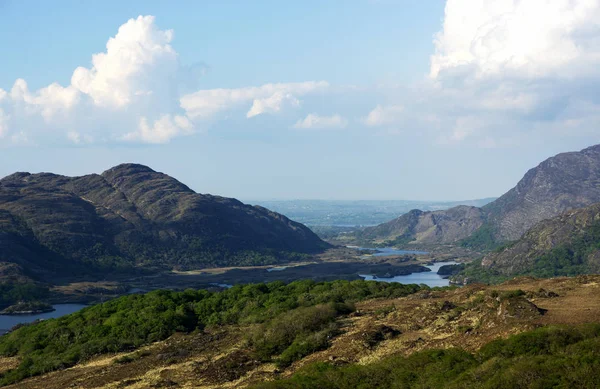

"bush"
[253,324,600,389]
[0,280,424,385]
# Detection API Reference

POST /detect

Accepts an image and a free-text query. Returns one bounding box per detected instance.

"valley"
[2,275,599,388]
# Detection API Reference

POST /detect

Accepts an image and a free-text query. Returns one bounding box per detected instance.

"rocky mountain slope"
[0,164,328,280]
[356,144,600,246]
[478,203,600,277]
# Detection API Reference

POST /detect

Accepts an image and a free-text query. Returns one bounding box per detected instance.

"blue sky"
[0,0,599,200]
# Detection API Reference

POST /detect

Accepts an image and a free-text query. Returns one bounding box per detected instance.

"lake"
[360,261,458,287]
[368,247,429,256]
[0,304,88,334]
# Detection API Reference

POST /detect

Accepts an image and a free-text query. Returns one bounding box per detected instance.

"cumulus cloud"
[0,15,190,145]
[122,115,194,144]
[180,81,329,120]
[71,15,178,108]
[0,108,8,139]
[363,105,404,127]
[293,113,348,129]
[394,0,600,148]
[431,0,600,79]
[0,16,328,146]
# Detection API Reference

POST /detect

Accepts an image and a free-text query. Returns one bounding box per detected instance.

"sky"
[0,0,599,201]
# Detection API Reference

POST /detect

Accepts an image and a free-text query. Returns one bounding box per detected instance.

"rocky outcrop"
[483,144,600,241]
[481,203,600,275]
[358,144,600,246]
[0,164,329,278]
[357,206,485,245]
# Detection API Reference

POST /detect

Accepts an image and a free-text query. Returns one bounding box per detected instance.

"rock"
[356,144,600,246]
[0,164,329,279]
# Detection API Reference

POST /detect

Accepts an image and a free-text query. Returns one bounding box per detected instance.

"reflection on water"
[360,261,458,287]
[267,267,288,272]
[0,304,88,334]
[367,247,430,256]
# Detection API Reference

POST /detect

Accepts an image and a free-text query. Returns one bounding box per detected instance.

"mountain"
[356,144,600,246]
[476,203,600,278]
[356,206,485,246]
[0,164,328,280]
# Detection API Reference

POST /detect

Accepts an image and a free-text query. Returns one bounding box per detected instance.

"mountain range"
[356,144,600,248]
[0,164,328,281]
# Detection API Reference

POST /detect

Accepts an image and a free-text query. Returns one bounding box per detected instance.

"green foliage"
[249,303,350,367]
[452,259,510,285]
[455,221,600,284]
[459,224,502,251]
[0,282,50,309]
[0,280,424,385]
[253,324,600,389]
[380,234,416,248]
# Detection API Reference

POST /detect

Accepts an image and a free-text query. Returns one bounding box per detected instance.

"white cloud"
[180,81,329,120]
[431,0,600,79]
[247,92,300,118]
[71,15,178,108]
[10,79,80,120]
[122,115,194,144]
[363,105,404,126]
[293,113,348,129]
[0,15,191,145]
[0,109,9,139]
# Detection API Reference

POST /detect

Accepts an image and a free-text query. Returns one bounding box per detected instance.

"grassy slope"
[2,276,600,388]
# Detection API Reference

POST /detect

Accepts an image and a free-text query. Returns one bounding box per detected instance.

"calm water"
[267,266,288,272]
[0,304,88,334]
[360,261,458,287]
[368,247,429,256]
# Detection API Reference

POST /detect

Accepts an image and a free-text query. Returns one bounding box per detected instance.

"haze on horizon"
[1,0,599,201]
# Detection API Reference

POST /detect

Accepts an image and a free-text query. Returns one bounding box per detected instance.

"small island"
[1,301,55,315]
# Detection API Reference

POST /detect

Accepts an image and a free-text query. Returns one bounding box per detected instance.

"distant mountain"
[357,206,485,245]
[357,145,600,247]
[249,198,496,227]
[0,164,328,280]
[480,203,600,277]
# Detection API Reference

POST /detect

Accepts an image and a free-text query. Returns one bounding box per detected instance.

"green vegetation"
[1,301,53,314]
[253,324,600,389]
[452,259,510,284]
[0,280,424,385]
[456,221,600,284]
[249,303,353,368]
[459,223,502,251]
[0,282,50,310]
[527,222,600,277]
[380,234,416,248]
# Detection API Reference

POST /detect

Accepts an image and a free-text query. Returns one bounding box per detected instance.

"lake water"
[367,247,430,256]
[360,261,458,287]
[0,304,88,334]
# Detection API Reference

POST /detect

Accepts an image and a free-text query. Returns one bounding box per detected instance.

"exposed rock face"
[359,144,600,246]
[481,203,600,275]
[358,206,485,245]
[484,144,600,241]
[0,164,328,278]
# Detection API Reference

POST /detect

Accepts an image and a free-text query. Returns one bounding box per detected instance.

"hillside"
[356,144,600,247]
[455,203,600,283]
[2,276,600,388]
[0,164,328,281]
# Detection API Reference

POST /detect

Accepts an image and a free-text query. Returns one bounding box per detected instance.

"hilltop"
[355,144,600,248]
[0,164,328,283]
